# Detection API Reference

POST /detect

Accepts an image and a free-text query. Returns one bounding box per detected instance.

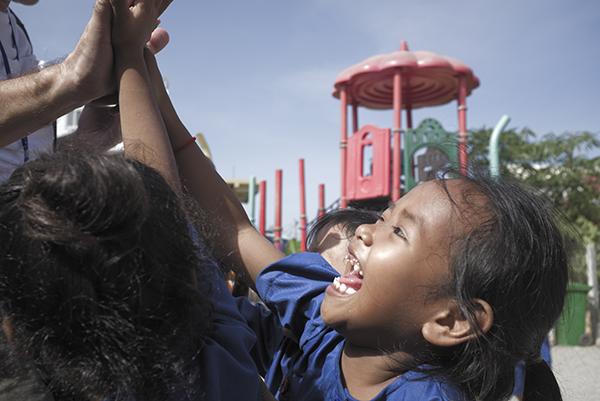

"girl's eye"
[378,215,385,222]
[392,226,406,239]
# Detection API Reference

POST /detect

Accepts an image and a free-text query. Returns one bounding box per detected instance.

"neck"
[340,342,415,401]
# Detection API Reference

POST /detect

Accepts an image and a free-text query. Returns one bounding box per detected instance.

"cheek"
[363,258,436,308]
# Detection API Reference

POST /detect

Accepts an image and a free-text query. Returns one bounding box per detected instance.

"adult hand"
[63,0,174,105]
[62,0,114,104]
[157,0,174,17]
[88,26,169,107]
[109,0,167,53]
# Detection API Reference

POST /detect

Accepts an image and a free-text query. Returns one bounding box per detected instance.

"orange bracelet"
[175,136,197,153]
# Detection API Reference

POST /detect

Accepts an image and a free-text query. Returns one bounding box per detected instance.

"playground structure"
[238,41,481,249]
[333,40,479,209]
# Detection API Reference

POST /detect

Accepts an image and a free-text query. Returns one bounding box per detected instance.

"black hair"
[429,173,568,401]
[0,152,214,401]
[306,208,380,252]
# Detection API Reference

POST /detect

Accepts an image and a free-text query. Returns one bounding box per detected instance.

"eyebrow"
[385,201,424,231]
[401,209,424,228]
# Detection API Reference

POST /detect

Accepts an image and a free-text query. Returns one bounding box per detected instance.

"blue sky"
[14,0,600,236]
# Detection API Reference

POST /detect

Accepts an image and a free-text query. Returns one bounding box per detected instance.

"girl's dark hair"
[432,173,567,401]
[0,152,213,401]
[306,208,380,251]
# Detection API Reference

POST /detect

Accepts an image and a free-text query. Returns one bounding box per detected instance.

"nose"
[355,223,374,246]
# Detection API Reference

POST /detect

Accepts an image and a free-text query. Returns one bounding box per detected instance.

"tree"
[469,127,600,281]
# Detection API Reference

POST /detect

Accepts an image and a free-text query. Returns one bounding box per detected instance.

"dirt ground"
[553,345,600,401]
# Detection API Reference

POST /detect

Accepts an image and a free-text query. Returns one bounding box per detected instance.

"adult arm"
[0,0,175,149]
[144,50,284,285]
[0,0,114,147]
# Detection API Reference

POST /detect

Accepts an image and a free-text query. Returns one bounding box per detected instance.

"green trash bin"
[555,282,591,345]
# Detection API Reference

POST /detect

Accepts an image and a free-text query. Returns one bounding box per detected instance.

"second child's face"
[315,224,353,275]
[321,180,470,350]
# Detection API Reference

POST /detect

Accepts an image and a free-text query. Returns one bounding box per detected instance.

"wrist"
[61,52,107,106]
[49,61,87,111]
[115,48,145,65]
[115,50,147,76]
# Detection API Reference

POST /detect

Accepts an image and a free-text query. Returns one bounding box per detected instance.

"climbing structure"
[332,41,479,208]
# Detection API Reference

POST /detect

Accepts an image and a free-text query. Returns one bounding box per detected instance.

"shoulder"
[9,8,34,56]
[382,371,469,401]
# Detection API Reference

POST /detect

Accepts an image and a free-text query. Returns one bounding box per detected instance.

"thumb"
[147,27,170,54]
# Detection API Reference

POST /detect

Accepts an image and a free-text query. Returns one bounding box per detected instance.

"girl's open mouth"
[330,254,364,295]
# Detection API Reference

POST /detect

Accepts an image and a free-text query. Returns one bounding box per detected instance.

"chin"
[320,294,339,327]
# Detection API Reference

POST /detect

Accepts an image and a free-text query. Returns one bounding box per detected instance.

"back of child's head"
[307,208,379,274]
[0,152,213,401]
[432,173,567,401]
[307,208,380,252]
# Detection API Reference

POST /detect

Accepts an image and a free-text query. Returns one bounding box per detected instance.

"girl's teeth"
[332,276,358,295]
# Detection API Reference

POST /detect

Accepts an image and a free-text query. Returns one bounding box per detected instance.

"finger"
[90,0,113,33]
[109,0,127,14]
[158,0,174,16]
[146,27,170,54]
[95,0,113,18]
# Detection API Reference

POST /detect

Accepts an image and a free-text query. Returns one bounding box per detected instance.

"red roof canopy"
[333,41,479,110]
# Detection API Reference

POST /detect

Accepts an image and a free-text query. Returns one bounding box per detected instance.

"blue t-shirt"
[235,296,284,377]
[195,260,262,401]
[96,232,262,401]
[256,252,467,401]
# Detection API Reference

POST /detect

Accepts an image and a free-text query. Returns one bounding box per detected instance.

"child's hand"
[109,0,172,54]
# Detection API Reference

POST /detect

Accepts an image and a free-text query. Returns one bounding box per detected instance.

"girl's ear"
[422,299,493,347]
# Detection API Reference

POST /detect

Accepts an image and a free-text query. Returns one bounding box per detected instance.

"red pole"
[352,103,359,133]
[457,76,468,175]
[274,169,283,249]
[318,183,325,218]
[259,180,267,236]
[299,159,307,251]
[406,75,413,129]
[392,70,403,201]
[340,88,348,208]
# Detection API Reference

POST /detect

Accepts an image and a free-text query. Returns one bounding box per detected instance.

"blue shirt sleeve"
[255,253,338,341]
[235,296,284,376]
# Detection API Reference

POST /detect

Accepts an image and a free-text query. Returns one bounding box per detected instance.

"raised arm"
[143,50,284,285]
[110,0,179,190]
